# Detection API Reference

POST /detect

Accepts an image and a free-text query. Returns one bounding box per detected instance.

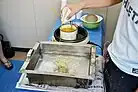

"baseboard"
[12,47,30,52]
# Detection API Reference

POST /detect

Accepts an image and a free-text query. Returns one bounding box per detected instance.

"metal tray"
[20,41,96,88]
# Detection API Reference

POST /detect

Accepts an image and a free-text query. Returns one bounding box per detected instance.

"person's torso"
[108,0,138,76]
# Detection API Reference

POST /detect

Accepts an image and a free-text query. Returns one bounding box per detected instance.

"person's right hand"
[64,2,84,19]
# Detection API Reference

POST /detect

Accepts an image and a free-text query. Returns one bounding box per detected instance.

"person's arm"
[80,0,122,9]
[66,0,122,18]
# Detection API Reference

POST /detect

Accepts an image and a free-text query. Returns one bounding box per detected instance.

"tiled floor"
[10,51,27,61]
[0,52,26,65]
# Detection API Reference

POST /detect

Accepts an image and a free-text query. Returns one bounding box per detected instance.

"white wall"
[34,0,60,41]
[0,0,61,48]
[105,3,121,41]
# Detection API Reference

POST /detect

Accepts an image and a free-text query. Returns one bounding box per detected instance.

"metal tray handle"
[91,46,96,64]
[27,49,34,58]
[20,42,40,73]
[27,42,40,58]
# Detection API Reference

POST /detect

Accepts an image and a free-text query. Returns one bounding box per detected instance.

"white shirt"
[108,0,138,76]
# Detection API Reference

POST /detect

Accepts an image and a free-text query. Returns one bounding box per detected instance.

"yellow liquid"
[61,27,75,32]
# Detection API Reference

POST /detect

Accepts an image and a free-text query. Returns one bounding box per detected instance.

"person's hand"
[65,2,84,19]
[136,89,138,92]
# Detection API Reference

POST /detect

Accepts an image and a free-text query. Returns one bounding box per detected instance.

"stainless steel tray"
[20,41,96,88]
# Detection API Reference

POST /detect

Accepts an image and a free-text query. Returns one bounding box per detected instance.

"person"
[0,41,13,70]
[62,0,138,92]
